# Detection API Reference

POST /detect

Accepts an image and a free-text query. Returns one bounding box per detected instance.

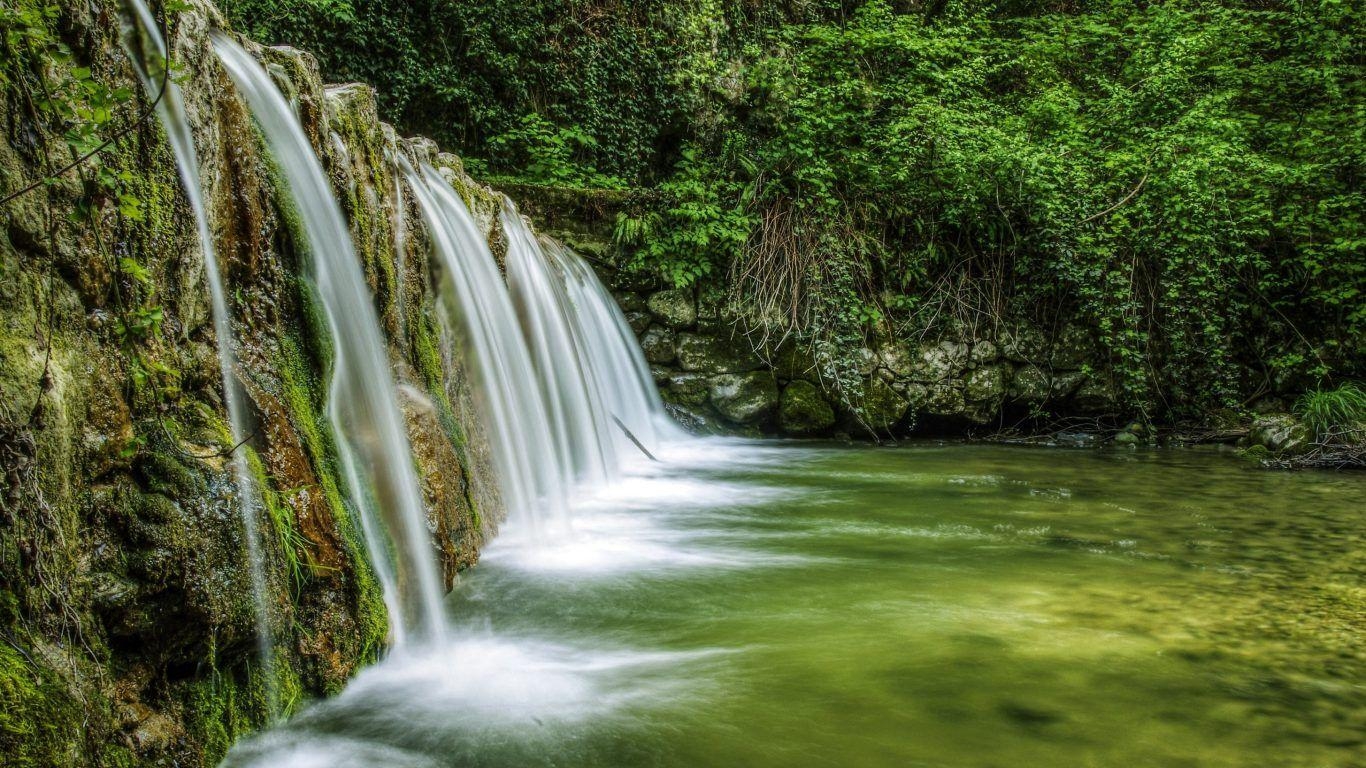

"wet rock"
[640,326,676,365]
[710,372,779,425]
[646,289,697,329]
[778,380,836,436]
[624,310,653,335]
[856,378,909,433]
[614,291,647,313]
[1248,414,1309,454]
[677,333,764,374]
[664,373,712,406]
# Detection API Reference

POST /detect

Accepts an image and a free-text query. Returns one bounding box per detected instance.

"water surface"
[225,442,1365,768]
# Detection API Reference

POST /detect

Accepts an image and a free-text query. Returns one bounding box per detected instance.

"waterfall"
[502,207,682,475]
[212,35,446,645]
[402,165,570,534]
[119,0,279,715]
[536,236,680,455]
[501,202,617,488]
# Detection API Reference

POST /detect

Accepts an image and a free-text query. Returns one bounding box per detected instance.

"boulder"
[778,380,837,436]
[772,338,819,381]
[1050,370,1087,400]
[965,364,1009,404]
[624,310,652,335]
[856,378,910,433]
[640,326,676,364]
[922,384,966,417]
[910,340,969,383]
[709,372,779,425]
[1248,414,1309,454]
[876,341,914,380]
[964,364,1009,423]
[969,340,999,365]
[646,289,697,329]
[1009,364,1051,402]
[1073,377,1118,414]
[677,333,764,374]
[663,373,712,406]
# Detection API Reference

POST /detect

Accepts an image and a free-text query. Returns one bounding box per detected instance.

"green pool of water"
[225,442,1365,768]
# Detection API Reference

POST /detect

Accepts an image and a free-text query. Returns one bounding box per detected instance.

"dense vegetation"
[225,0,1364,421]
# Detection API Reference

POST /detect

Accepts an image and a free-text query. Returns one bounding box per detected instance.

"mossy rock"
[646,289,697,329]
[677,333,764,374]
[778,381,836,436]
[709,372,779,425]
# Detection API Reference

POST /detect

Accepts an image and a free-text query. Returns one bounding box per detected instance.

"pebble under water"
[223,441,1365,768]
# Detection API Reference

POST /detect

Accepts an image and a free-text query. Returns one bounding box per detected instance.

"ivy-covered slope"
[0,1,507,764]
[227,0,1364,425]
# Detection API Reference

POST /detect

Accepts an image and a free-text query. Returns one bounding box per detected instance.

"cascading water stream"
[536,236,681,455]
[212,35,446,644]
[401,164,570,535]
[502,207,683,478]
[119,0,279,716]
[501,201,617,489]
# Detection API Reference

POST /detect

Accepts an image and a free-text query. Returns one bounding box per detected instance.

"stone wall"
[616,284,1126,439]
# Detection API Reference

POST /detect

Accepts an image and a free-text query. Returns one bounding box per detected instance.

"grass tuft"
[1295,383,1366,444]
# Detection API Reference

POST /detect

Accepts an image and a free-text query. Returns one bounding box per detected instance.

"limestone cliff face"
[0,1,509,764]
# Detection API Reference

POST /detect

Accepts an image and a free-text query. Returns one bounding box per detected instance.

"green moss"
[242,445,310,595]
[0,639,84,767]
[182,662,264,762]
[275,331,389,657]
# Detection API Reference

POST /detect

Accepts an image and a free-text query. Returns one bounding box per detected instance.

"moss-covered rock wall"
[0,1,514,764]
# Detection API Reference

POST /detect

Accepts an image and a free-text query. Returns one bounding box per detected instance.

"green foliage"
[614,146,753,287]
[621,0,1365,417]
[227,0,1364,419]
[485,113,624,188]
[1295,383,1366,445]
